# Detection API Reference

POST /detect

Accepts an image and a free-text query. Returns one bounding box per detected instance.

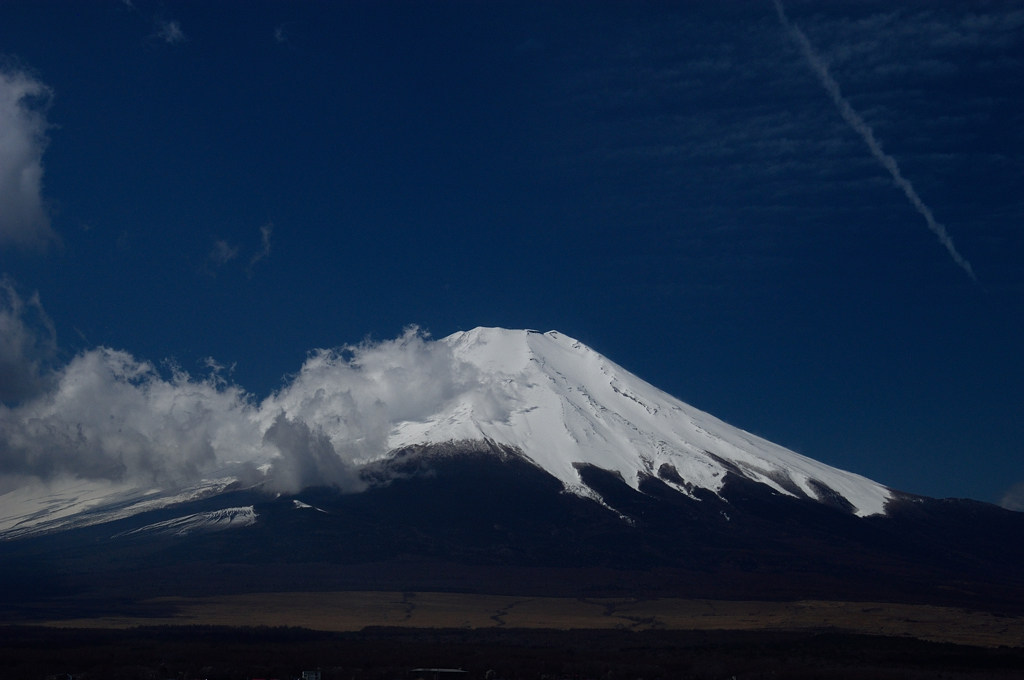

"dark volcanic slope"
[2,445,1023,613]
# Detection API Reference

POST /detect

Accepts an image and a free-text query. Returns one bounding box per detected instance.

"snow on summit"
[390,328,892,517]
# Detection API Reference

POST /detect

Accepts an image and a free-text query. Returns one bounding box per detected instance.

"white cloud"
[264,327,486,465]
[0,67,56,249]
[0,327,505,495]
[0,348,259,484]
[155,19,186,45]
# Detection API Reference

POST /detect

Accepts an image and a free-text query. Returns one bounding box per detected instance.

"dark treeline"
[1,626,1023,680]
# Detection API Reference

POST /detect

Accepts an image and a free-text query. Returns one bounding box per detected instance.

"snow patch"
[0,476,240,540]
[293,499,326,513]
[114,506,256,538]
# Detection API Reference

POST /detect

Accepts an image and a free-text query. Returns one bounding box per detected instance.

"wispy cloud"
[774,0,976,281]
[247,221,273,273]
[209,239,239,266]
[155,19,186,45]
[274,24,289,44]
[1001,481,1024,512]
[0,66,57,249]
[0,279,56,403]
[204,224,272,277]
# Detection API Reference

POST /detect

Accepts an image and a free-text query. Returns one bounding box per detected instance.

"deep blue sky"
[1,0,1022,505]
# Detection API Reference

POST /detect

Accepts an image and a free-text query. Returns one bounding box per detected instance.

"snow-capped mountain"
[1,329,1023,612]
[392,328,891,517]
[0,327,890,540]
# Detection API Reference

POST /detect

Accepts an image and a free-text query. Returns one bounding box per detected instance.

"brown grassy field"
[37,591,1024,648]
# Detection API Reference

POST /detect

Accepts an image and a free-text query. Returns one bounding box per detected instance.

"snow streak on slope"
[389,328,891,517]
[0,476,240,540]
[113,505,256,538]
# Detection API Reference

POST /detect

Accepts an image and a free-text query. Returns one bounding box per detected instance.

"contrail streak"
[773,0,976,280]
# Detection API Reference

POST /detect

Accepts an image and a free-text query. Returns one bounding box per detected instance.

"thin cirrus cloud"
[206,224,272,275]
[0,325,509,495]
[0,66,57,250]
[155,19,187,45]
[773,0,976,281]
[209,239,239,266]
[247,221,273,272]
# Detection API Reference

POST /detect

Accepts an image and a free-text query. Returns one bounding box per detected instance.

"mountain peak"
[388,327,892,517]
